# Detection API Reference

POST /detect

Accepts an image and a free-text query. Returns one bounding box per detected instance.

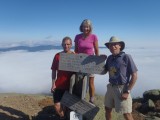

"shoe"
[89,97,94,104]
[59,116,66,120]
[60,115,70,120]
[89,100,94,104]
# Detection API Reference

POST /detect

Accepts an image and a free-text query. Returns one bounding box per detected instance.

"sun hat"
[104,36,125,51]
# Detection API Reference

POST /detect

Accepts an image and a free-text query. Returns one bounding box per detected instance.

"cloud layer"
[0,45,160,97]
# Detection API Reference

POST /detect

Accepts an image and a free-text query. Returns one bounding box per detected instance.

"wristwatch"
[127,90,131,93]
[124,90,131,94]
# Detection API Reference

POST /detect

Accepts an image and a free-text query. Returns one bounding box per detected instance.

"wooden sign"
[61,91,99,120]
[59,53,106,74]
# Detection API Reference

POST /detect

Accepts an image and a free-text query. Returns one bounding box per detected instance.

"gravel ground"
[0,93,145,120]
[0,93,53,120]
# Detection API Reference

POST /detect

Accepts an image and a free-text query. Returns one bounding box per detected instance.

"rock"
[145,116,160,120]
[143,89,160,101]
[133,89,160,119]
[148,99,155,109]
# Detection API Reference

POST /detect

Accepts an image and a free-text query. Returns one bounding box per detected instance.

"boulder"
[135,89,160,119]
[139,99,155,113]
[143,89,160,101]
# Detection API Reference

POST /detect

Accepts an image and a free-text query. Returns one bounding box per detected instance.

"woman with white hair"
[74,19,99,103]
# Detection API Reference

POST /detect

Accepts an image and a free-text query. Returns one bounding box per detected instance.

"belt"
[109,83,126,86]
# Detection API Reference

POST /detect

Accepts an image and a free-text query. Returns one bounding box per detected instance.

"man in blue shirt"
[104,36,138,120]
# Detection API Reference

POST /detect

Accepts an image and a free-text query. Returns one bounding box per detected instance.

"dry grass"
[0,93,134,120]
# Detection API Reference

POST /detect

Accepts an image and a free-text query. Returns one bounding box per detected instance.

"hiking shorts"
[53,89,66,103]
[104,83,132,114]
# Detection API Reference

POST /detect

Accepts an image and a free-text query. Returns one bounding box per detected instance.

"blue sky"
[0,0,160,97]
[0,0,160,46]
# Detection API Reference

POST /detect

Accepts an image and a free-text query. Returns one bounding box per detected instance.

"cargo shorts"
[104,83,132,114]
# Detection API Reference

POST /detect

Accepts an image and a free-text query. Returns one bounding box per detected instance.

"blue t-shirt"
[105,52,138,85]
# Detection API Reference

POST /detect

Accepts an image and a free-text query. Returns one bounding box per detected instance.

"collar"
[111,52,125,58]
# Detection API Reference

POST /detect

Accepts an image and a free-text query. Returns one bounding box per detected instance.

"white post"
[69,73,88,120]
[69,74,76,94]
[70,111,82,120]
[81,75,88,99]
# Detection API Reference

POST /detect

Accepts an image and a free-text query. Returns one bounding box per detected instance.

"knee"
[105,106,112,114]
[105,107,112,120]
[89,77,94,85]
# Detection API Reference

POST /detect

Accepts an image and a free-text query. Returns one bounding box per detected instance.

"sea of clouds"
[0,41,160,98]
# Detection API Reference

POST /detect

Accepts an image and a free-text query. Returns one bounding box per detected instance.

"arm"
[74,36,79,53]
[94,40,99,56]
[51,69,57,92]
[74,41,78,53]
[122,72,137,99]
[128,72,137,91]
[127,54,138,90]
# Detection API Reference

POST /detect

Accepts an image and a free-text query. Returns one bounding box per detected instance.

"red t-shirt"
[51,53,73,90]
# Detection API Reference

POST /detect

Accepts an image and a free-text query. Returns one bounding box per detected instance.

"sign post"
[59,53,107,120]
[61,91,99,120]
[59,53,106,74]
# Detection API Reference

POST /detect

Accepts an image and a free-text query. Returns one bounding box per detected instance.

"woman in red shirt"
[51,36,74,120]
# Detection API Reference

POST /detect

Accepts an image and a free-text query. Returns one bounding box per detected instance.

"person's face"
[82,24,91,35]
[108,43,121,55]
[62,39,72,53]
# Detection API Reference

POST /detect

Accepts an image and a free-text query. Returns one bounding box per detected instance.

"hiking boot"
[89,97,94,104]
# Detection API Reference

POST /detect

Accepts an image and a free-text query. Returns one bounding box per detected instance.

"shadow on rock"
[0,105,29,120]
[32,105,60,120]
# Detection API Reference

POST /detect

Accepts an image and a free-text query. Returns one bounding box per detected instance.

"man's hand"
[100,54,107,60]
[121,92,129,100]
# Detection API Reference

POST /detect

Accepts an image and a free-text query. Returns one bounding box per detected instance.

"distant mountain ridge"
[0,45,107,52]
[0,45,62,52]
[0,40,106,52]
[0,40,63,52]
